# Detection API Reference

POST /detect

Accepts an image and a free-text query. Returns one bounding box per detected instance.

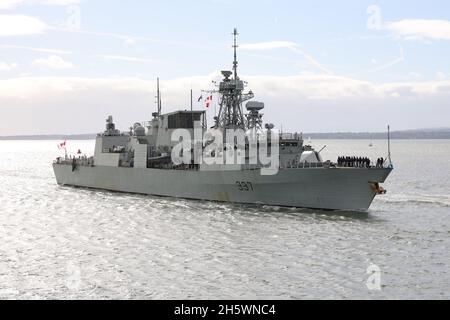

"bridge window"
[168,113,202,129]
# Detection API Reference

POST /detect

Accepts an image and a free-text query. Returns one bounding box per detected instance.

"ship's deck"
[54,157,389,171]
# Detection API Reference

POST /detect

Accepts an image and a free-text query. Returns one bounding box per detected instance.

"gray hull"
[53,164,392,211]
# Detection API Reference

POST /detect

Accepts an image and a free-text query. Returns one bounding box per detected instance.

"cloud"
[1,74,450,135]
[56,28,215,52]
[0,62,18,71]
[96,55,158,63]
[0,0,80,9]
[386,19,450,41]
[240,41,332,75]
[436,72,447,80]
[240,41,297,51]
[33,55,74,69]
[0,73,449,103]
[123,38,136,46]
[38,0,80,5]
[0,14,46,36]
[0,76,151,100]
[408,72,421,80]
[0,44,72,54]
[0,0,24,9]
[288,47,333,75]
[365,44,405,73]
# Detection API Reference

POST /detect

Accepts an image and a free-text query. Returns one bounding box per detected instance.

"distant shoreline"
[304,131,450,140]
[0,134,97,141]
[1,129,450,140]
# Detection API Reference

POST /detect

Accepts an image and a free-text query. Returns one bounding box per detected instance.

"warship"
[53,29,393,211]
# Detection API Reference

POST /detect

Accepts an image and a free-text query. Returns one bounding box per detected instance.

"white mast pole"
[388,125,392,166]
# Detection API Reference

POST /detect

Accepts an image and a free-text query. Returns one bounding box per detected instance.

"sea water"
[0,140,449,299]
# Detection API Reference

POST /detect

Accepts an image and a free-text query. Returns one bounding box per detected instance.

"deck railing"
[54,158,387,170]
[54,157,94,167]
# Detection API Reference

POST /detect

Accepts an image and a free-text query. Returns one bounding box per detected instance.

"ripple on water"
[1,140,450,299]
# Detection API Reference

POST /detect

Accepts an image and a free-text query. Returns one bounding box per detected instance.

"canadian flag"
[58,140,67,150]
[205,95,213,108]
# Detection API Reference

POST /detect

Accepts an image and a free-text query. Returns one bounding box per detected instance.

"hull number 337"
[236,181,254,192]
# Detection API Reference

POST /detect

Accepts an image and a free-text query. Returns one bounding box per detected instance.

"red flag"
[58,140,66,150]
[205,95,213,108]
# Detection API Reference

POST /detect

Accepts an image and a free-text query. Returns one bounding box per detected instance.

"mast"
[233,28,239,80]
[190,89,194,128]
[388,125,392,166]
[190,89,193,112]
[214,28,254,129]
[156,77,162,116]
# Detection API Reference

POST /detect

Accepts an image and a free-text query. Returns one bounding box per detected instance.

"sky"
[0,0,450,135]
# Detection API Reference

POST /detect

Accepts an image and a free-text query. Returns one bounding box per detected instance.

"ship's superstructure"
[53,29,393,211]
